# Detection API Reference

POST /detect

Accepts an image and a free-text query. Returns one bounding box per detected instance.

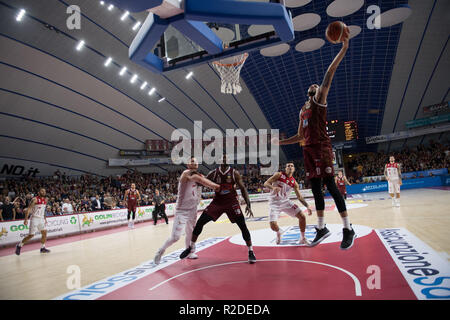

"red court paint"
[98,230,416,300]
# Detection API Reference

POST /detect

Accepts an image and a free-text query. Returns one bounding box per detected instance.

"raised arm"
[316,37,349,105]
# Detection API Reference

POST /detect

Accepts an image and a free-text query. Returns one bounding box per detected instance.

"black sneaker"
[40,247,51,254]
[179,246,193,259]
[15,244,22,256]
[310,226,331,247]
[248,250,256,264]
[340,226,356,250]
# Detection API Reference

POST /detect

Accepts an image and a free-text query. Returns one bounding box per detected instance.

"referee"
[152,189,168,225]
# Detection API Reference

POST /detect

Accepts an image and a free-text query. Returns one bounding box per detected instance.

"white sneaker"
[131,221,135,228]
[187,253,198,259]
[128,221,131,228]
[154,249,164,265]
[395,200,400,207]
[298,238,311,246]
[392,199,396,207]
[276,232,281,245]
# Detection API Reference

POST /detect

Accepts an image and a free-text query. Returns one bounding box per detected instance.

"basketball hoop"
[212,52,248,95]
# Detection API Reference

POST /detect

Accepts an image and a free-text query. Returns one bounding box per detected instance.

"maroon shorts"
[127,202,137,213]
[203,198,243,224]
[303,143,334,180]
[338,186,346,195]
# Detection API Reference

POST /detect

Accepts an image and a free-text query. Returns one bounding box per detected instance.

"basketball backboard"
[108,0,293,73]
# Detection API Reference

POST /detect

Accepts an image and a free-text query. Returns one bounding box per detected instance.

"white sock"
[248,246,253,251]
[18,242,23,247]
[317,217,325,229]
[300,232,305,240]
[190,241,196,249]
[342,216,351,230]
[41,243,46,249]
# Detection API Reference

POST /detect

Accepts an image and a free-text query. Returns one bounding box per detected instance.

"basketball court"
[0,0,449,308]
[0,188,449,300]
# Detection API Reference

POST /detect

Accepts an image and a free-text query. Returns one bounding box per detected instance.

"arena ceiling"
[0,0,448,177]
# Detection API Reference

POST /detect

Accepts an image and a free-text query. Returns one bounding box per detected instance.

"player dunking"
[15,188,51,255]
[153,157,220,264]
[124,183,141,228]
[384,156,402,207]
[274,34,356,250]
[179,154,257,263]
[335,170,351,200]
[264,162,312,245]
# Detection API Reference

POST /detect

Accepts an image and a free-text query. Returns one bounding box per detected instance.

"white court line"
[148,259,362,296]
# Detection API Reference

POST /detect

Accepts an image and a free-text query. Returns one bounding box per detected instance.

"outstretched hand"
[245,205,254,218]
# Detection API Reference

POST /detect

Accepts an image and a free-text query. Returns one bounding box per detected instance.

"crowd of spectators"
[0,140,448,220]
[345,140,450,183]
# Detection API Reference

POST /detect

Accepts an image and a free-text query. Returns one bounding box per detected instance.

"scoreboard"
[327,120,358,143]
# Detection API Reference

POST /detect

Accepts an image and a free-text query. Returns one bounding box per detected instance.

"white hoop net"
[212,52,248,95]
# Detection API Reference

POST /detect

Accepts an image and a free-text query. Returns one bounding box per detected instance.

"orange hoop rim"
[212,52,249,67]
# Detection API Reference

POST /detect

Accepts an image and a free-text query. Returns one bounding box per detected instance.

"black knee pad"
[310,178,325,211]
[323,176,347,213]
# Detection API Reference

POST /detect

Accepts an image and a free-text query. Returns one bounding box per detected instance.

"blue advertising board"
[340,176,447,195]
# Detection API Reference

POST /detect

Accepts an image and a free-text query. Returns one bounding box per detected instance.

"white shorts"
[171,208,198,245]
[29,217,46,235]
[388,180,401,194]
[269,201,302,222]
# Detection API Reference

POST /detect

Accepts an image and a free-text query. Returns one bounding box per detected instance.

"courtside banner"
[0,214,80,246]
[375,228,450,300]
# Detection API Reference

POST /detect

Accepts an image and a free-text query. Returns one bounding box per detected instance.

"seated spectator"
[0,197,16,221]
[103,192,114,210]
[61,198,74,214]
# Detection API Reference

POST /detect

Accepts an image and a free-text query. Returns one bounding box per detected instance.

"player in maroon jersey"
[335,170,351,200]
[180,154,256,263]
[274,35,356,250]
[124,183,141,229]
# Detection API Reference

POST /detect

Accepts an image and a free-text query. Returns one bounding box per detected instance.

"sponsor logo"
[0,227,8,238]
[70,217,77,225]
[376,229,450,300]
[10,224,29,232]
[137,209,145,217]
[81,214,94,227]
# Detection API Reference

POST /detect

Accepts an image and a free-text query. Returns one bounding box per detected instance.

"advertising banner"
[346,176,444,194]
[0,214,80,246]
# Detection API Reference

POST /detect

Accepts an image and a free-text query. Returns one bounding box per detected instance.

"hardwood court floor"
[0,188,449,300]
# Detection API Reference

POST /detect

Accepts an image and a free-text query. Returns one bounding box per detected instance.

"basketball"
[326,21,349,44]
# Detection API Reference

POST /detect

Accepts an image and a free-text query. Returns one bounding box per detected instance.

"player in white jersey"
[153,157,220,264]
[15,188,51,255]
[264,162,312,245]
[384,156,402,207]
